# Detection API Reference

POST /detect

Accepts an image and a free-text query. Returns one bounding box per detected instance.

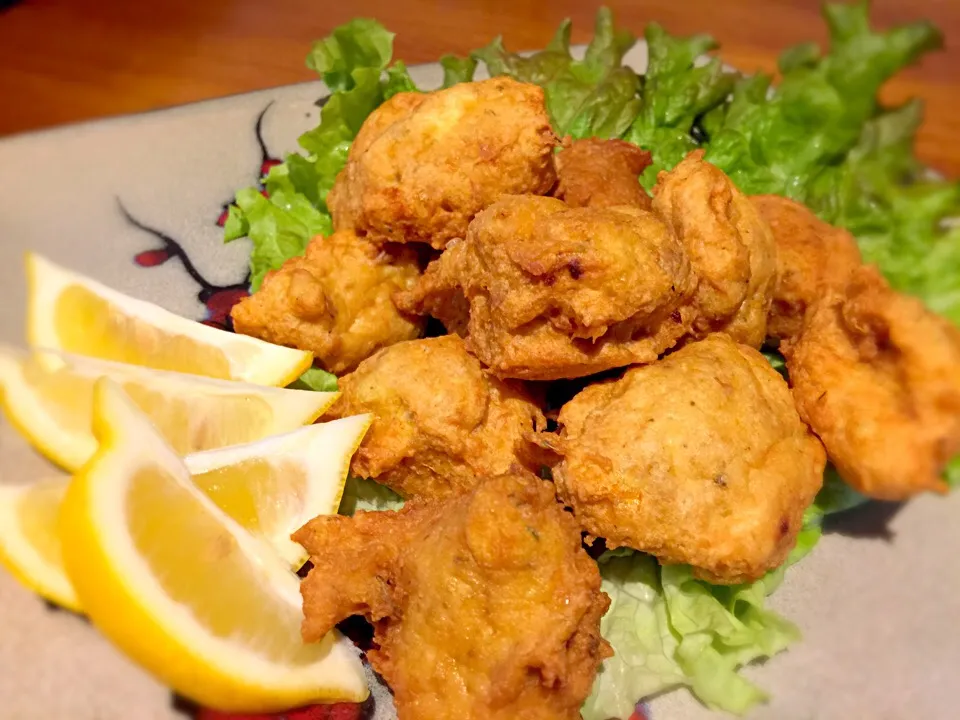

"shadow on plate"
[41,598,89,622]
[823,501,904,541]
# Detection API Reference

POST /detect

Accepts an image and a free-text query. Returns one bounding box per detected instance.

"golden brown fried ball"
[396,195,697,380]
[230,231,423,374]
[753,194,863,341]
[295,471,611,720]
[553,137,653,210]
[784,266,960,500]
[653,151,777,348]
[549,334,825,584]
[327,78,558,250]
[321,335,546,500]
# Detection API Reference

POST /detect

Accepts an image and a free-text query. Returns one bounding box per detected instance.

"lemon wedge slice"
[0,477,80,612]
[59,378,368,711]
[184,415,371,568]
[26,252,312,386]
[0,347,337,472]
[0,415,368,611]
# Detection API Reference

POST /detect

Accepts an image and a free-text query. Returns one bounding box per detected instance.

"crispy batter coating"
[322,336,546,500]
[653,151,777,347]
[753,194,863,341]
[549,334,825,584]
[553,137,653,210]
[230,231,423,374]
[396,196,697,380]
[327,78,558,250]
[295,472,611,720]
[784,266,960,500]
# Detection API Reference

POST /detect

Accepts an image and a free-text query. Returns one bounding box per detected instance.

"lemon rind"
[25,252,315,387]
[0,481,81,612]
[0,348,95,471]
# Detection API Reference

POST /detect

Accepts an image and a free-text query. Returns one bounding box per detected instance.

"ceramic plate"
[0,46,958,720]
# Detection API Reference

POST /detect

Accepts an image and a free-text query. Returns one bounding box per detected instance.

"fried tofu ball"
[653,151,777,348]
[230,231,423,374]
[553,137,653,210]
[295,471,611,720]
[321,335,546,500]
[784,266,960,500]
[753,194,863,341]
[396,196,697,380]
[327,78,558,250]
[550,334,825,584]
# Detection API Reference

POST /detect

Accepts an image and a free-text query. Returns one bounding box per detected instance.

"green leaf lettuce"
[288,367,339,392]
[472,8,642,140]
[225,18,418,290]
[625,23,737,185]
[338,476,404,515]
[583,508,822,719]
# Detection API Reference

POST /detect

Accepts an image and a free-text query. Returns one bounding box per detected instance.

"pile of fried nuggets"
[231,78,960,719]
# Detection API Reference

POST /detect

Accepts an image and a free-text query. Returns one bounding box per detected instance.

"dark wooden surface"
[1,0,957,174]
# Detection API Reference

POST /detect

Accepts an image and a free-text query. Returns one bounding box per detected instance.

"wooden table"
[2,0,958,175]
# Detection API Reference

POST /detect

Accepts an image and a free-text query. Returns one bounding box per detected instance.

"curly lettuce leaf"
[946,456,960,489]
[583,552,684,720]
[228,187,331,291]
[625,23,738,185]
[305,18,395,92]
[225,19,417,289]
[807,100,960,323]
[705,1,941,197]
[384,60,420,99]
[814,466,870,516]
[472,8,641,139]
[583,520,816,720]
[338,476,404,515]
[288,367,339,392]
[440,54,477,87]
[761,347,787,378]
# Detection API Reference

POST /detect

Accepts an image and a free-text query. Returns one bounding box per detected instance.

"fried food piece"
[753,194,862,341]
[784,266,960,500]
[553,137,653,210]
[295,472,611,720]
[328,78,558,250]
[322,336,545,500]
[230,231,423,374]
[549,334,825,584]
[653,151,777,347]
[396,196,697,380]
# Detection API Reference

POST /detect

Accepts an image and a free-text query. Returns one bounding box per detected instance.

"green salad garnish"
[226,2,956,715]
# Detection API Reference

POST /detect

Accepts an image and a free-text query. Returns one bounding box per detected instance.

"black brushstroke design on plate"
[216,102,282,229]
[120,200,250,331]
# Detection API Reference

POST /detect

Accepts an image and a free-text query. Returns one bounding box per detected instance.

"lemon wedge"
[0,347,337,472]
[184,416,371,568]
[26,252,312,386]
[0,477,80,612]
[59,378,368,711]
[0,415,368,611]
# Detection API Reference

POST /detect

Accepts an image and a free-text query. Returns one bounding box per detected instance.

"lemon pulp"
[126,466,323,666]
[192,460,307,536]
[24,354,278,455]
[54,285,232,379]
